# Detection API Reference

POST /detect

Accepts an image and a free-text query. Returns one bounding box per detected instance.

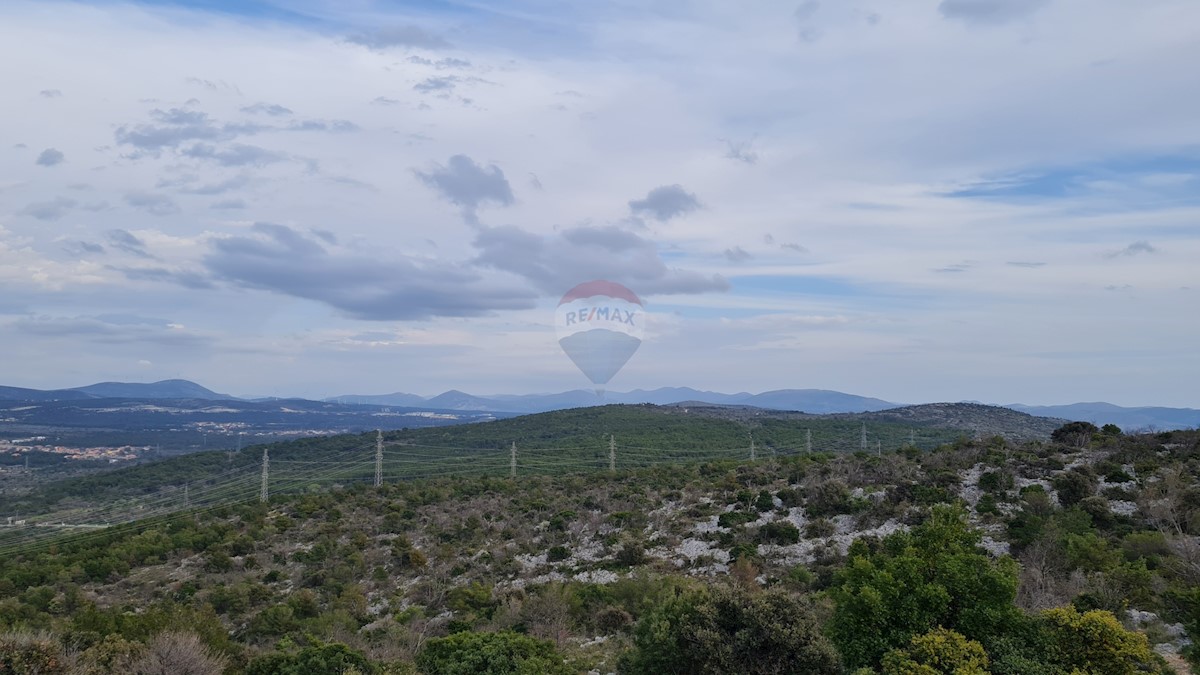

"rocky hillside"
[0,426,1196,673]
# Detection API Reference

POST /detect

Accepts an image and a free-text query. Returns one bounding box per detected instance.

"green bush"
[416,630,573,675]
[828,506,1021,670]
[245,642,375,675]
[880,627,989,675]
[758,521,801,545]
[718,510,757,529]
[618,585,840,674]
[1040,605,1159,675]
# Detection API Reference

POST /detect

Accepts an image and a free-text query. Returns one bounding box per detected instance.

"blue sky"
[0,0,1197,406]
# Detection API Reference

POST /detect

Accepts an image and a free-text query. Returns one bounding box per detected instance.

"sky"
[0,0,1198,406]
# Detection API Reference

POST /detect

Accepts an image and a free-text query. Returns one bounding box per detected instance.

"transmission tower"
[806,428,812,454]
[861,423,868,451]
[259,447,269,503]
[374,430,383,488]
[608,435,616,472]
[510,441,517,479]
[749,432,756,462]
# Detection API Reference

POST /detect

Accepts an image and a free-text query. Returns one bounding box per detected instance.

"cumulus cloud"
[346,25,451,50]
[725,246,753,262]
[628,184,701,222]
[36,148,64,166]
[408,56,471,69]
[414,76,458,94]
[285,119,358,132]
[39,89,62,98]
[938,0,1050,25]
[182,143,286,167]
[204,222,535,320]
[107,229,153,258]
[1106,240,1157,258]
[115,108,261,153]
[472,224,729,296]
[240,102,293,116]
[124,192,180,216]
[415,154,514,223]
[780,242,808,253]
[19,197,76,221]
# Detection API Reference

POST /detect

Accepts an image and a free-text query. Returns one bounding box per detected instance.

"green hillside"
[0,426,1196,674]
[0,404,975,518]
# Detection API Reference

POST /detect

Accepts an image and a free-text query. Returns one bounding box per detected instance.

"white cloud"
[0,0,1196,404]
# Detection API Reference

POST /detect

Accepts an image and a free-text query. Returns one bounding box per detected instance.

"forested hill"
[0,403,1056,516]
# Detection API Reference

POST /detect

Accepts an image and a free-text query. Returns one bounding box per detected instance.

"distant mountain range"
[329,388,898,415]
[1006,403,1200,432]
[0,379,234,402]
[1,380,1196,431]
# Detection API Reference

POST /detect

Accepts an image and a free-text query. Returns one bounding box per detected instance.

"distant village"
[0,437,148,464]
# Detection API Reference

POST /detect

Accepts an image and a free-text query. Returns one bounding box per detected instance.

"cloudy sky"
[1,0,1197,405]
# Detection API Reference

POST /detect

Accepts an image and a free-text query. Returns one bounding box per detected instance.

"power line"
[374,430,383,488]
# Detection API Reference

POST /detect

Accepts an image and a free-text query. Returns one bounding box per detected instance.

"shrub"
[807,480,852,517]
[1040,605,1159,675]
[246,642,375,675]
[416,630,573,675]
[129,631,228,675]
[755,490,774,512]
[776,488,802,507]
[618,585,840,674]
[1051,422,1099,448]
[758,521,801,545]
[717,511,757,529]
[1053,470,1096,508]
[547,546,570,563]
[880,628,989,675]
[979,470,1012,494]
[805,518,837,539]
[0,631,67,674]
[828,506,1021,670]
[392,536,427,570]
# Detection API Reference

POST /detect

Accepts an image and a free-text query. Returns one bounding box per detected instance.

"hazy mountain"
[425,390,504,411]
[0,379,232,401]
[2,379,1196,430]
[342,387,901,414]
[70,379,235,400]
[1007,402,1200,432]
[736,389,896,413]
[608,387,749,406]
[324,392,428,407]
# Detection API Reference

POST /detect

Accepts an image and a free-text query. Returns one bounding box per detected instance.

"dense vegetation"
[0,422,1196,673]
[0,405,971,517]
